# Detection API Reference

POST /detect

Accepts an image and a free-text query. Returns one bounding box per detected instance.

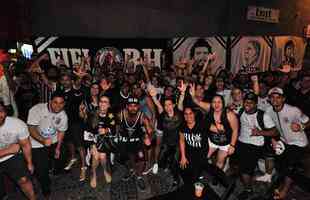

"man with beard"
[117,97,153,191]
[27,91,68,200]
[266,87,310,200]
[60,74,88,181]
[190,38,213,76]
[236,92,278,199]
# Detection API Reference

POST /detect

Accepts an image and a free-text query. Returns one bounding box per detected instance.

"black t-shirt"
[85,111,117,153]
[63,86,87,123]
[157,109,183,146]
[180,122,209,159]
[206,109,232,146]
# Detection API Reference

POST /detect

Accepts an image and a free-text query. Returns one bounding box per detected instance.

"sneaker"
[104,170,112,183]
[255,173,272,183]
[152,163,158,174]
[64,158,78,170]
[142,166,153,175]
[136,176,146,191]
[79,167,87,182]
[237,188,253,200]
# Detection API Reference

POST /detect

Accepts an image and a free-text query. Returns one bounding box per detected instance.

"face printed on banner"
[284,41,295,58]
[190,39,212,65]
[194,47,209,63]
[244,41,260,66]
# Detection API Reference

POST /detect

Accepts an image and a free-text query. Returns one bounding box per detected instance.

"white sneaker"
[142,166,153,175]
[255,173,272,182]
[64,158,78,170]
[152,163,158,174]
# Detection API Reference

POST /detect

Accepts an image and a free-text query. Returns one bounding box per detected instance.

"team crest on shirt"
[283,117,289,123]
[55,117,61,125]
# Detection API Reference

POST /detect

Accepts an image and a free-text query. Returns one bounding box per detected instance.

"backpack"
[238,108,266,130]
[239,108,274,156]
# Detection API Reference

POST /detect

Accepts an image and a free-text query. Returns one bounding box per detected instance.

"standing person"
[0,102,36,200]
[148,83,183,180]
[179,107,209,185]
[206,95,239,170]
[61,74,88,181]
[131,84,156,174]
[117,97,153,190]
[266,87,310,200]
[27,91,68,199]
[236,92,278,199]
[83,95,116,188]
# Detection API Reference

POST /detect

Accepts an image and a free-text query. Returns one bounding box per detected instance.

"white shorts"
[208,139,230,152]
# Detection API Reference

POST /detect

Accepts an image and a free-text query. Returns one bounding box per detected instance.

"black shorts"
[237,141,263,176]
[118,142,144,162]
[65,122,84,148]
[0,154,30,183]
[276,144,306,177]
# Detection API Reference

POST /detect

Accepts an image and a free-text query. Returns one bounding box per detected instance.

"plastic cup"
[194,182,204,197]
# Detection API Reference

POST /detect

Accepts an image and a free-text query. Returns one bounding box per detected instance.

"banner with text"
[33,37,170,72]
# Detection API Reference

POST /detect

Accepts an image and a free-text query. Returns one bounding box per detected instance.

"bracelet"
[229,144,235,148]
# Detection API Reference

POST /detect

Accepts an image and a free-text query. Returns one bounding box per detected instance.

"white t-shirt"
[266,104,309,147]
[238,111,275,146]
[0,117,29,162]
[258,96,272,112]
[27,103,68,148]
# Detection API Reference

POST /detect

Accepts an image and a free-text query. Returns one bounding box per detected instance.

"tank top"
[118,110,144,144]
[206,109,232,146]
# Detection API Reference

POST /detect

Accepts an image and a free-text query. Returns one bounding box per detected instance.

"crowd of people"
[0,48,310,200]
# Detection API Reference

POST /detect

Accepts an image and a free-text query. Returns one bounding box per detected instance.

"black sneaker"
[136,177,146,191]
[237,189,253,200]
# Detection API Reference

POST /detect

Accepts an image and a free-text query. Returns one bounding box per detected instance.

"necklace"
[120,91,129,99]
[123,110,141,129]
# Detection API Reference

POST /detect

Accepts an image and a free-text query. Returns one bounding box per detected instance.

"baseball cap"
[127,97,139,105]
[268,87,284,96]
[244,92,258,103]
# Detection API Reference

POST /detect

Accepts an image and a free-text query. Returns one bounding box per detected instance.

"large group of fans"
[0,49,310,200]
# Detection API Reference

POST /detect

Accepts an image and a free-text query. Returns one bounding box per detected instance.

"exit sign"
[247,6,280,23]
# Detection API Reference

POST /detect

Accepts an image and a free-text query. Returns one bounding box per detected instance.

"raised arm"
[189,83,210,111]
[147,84,164,114]
[251,75,259,95]
[177,80,187,111]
